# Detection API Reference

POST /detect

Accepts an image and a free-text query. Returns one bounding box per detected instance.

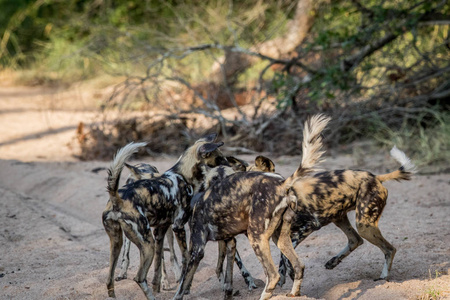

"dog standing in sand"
[173,114,331,300]
[277,146,416,286]
[114,162,181,291]
[102,134,229,300]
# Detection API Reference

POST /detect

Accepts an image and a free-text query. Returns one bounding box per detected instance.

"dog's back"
[191,171,285,240]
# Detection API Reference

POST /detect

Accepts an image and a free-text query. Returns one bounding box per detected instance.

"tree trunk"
[210,0,316,85]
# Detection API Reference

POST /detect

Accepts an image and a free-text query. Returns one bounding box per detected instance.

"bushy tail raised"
[292,114,331,178]
[107,142,147,209]
[377,146,416,183]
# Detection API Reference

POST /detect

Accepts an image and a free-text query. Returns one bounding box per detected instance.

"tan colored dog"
[102,134,230,300]
[173,114,330,300]
[278,146,416,285]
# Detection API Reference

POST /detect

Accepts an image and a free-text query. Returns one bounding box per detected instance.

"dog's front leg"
[223,238,237,299]
[325,216,364,269]
[235,249,257,290]
[172,232,207,300]
[152,224,170,293]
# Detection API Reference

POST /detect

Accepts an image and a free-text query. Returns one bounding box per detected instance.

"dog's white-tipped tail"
[294,114,331,178]
[377,146,416,182]
[107,142,147,209]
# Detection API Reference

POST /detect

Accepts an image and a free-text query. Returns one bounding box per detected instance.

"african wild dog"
[115,162,182,290]
[214,155,276,290]
[116,157,266,290]
[102,134,229,300]
[173,114,331,300]
[198,155,277,291]
[278,146,416,286]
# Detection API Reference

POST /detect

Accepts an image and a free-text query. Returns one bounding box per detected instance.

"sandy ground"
[0,85,449,300]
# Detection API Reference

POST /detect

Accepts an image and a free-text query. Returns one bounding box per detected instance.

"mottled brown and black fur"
[102,134,230,300]
[278,146,416,285]
[201,155,277,290]
[115,162,183,290]
[173,114,331,300]
[116,156,266,290]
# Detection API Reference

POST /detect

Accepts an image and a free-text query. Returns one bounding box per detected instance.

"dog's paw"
[115,275,127,281]
[277,276,286,287]
[286,292,300,298]
[325,257,340,269]
[374,277,389,282]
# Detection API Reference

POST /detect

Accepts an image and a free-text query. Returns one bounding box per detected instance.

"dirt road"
[0,85,449,300]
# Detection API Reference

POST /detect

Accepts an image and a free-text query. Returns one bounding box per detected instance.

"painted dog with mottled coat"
[173,114,331,300]
[116,156,273,290]
[114,162,182,290]
[102,134,229,300]
[278,146,416,286]
[201,155,277,290]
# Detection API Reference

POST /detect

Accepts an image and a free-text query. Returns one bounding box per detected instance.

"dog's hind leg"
[122,220,156,300]
[247,233,279,300]
[224,238,237,299]
[134,240,156,300]
[116,236,131,281]
[277,230,308,287]
[152,224,170,292]
[356,184,395,280]
[325,215,364,269]
[357,222,396,280]
[104,220,123,298]
[216,241,226,287]
[273,209,304,297]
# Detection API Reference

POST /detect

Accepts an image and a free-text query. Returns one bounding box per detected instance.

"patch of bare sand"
[0,85,449,300]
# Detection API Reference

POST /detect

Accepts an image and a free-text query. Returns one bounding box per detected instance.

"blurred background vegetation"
[0,0,449,169]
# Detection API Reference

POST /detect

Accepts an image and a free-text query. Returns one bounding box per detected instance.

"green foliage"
[372,111,450,171]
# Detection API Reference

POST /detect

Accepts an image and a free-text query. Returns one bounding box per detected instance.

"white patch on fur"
[264,218,270,230]
[272,196,289,217]
[105,211,122,222]
[207,223,219,240]
[136,206,150,229]
[290,278,302,296]
[124,219,144,242]
[390,146,416,172]
[160,171,183,203]
[262,172,284,179]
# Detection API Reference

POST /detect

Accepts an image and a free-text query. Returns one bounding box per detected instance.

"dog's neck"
[167,153,203,191]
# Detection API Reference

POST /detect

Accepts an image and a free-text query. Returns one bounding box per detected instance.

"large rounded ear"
[197,133,217,143]
[226,156,248,172]
[197,141,224,158]
[255,155,275,172]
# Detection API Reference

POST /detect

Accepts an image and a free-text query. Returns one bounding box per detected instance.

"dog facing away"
[102,134,229,300]
[173,114,331,300]
[278,146,416,286]
[115,162,182,291]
